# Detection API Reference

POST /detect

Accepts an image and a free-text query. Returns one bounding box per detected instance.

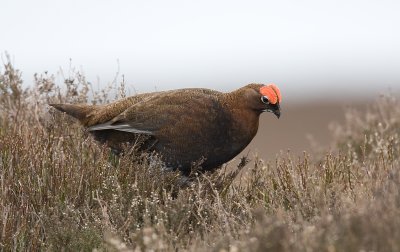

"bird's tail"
[49,103,96,126]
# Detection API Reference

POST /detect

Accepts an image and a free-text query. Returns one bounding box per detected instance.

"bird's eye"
[261,96,270,104]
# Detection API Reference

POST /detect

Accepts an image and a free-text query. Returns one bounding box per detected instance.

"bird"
[50,83,281,175]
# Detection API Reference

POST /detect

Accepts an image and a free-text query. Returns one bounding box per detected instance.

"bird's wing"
[88,89,220,135]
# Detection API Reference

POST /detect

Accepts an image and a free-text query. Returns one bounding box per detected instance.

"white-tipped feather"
[88,123,153,135]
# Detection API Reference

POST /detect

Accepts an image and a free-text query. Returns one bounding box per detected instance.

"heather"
[1,57,399,251]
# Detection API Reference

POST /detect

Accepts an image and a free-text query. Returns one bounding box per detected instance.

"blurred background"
[1,0,399,157]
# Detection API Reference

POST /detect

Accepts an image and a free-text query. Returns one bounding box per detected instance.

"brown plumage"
[50,83,282,174]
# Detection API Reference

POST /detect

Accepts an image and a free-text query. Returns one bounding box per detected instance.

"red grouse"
[50,83,281,174]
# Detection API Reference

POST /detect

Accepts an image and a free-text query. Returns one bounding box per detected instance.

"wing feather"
[87,88,221,136]
[88,122,153,135]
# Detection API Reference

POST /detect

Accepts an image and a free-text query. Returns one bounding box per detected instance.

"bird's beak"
[273,108,281,119]
[265,104,280,119]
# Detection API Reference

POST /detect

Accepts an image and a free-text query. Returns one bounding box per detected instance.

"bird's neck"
[233,109,260,140]
[221,92,261,141]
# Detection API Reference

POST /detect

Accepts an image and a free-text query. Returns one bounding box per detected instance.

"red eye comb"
[260,84,281,104]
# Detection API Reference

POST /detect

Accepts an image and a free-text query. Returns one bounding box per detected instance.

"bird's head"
[238,83,282,118]
[259,84,281,118]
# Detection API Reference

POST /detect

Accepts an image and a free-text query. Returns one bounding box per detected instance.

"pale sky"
[1,0,400,102]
